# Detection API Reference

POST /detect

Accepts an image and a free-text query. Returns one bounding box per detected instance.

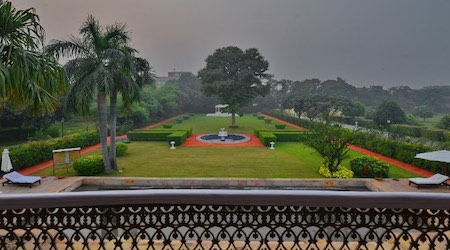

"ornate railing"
[0,190,449,249]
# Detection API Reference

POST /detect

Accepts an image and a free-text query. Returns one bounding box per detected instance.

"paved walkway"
[262,113,435,177]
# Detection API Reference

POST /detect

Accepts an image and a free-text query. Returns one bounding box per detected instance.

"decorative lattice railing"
[0,190,449,249]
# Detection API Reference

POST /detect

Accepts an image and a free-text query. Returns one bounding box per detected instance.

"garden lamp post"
[61,118,65,137]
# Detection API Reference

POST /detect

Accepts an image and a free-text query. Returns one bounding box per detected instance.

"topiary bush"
[107,142,128,157]
[72,155,104,176]
[275,124,286,129]
[163,123,173,128]
[350,156,390,178]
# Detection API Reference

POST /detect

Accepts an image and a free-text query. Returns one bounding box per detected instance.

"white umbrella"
[415,150,450,163]
[415,150,450,176]
[1,148,13,173]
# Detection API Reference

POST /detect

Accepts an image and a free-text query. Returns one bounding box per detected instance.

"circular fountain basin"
[196,134,250,144]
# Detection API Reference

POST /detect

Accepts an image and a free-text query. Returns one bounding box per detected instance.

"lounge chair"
[409,173,449,189]
[2,171,41,188]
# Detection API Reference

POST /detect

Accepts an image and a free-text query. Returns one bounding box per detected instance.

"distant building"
[155,71,192,86]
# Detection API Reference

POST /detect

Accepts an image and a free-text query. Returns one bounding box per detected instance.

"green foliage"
[176,119,183,123]
[127,131,174,141]
[72,155,104,176]
[257,116,265,120]
[412,106,433,121]
[183,116,190,120]
[304,124,356,174]
[108,142,128,157]
[6,131,99,171]
[259,132,277,146]
[374,101,406,125]
[198,46,270,127]
[127,129,192,145]
[437,115,450,130]
[350,156,390,178]
[163,123,173,128]
[275,124,286,129]
[166,131,189,146]
[318,165,354,178]
[264,119,272,124]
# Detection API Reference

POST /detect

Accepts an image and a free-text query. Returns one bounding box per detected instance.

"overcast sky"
[13,0,450,88]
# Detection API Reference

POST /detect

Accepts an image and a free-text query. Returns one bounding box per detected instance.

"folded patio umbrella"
[1,148,13,173]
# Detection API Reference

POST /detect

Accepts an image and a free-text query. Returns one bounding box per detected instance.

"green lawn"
[154,114,292,134]
[36,141,417,178]
[33,114,419,178]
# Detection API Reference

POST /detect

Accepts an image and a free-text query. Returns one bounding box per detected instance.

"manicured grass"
[33,114,419,178]
[35,141,418,178]
[153,114,291,134]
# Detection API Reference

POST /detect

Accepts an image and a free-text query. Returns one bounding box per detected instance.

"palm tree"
[108,54,153,170]
[46,15,151,173]
[0,1,67,114]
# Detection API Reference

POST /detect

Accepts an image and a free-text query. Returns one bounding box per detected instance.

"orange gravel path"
[183,134,264,147]
[262,113,434,177]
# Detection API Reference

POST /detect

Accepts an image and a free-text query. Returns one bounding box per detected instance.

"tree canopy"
[198,46,270,127]
[0,1,67,114]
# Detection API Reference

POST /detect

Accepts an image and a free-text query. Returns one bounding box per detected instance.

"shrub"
[175,119,183,123]
[163,123,173,128]
[257,116,265,120]
[183,116,189,120]
[107,142,128,157]
[72,155,104,176]
[7,131,99,171]
[167,131,189,146]
[350,156,390,178]
[275,124,286,129]
[318,165,354,178]
[259,132,277,146]
[264,119,272,124]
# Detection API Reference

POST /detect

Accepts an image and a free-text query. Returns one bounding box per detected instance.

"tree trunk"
[109,89,117,171]
[97,93,112,173]
[231,113,236,127]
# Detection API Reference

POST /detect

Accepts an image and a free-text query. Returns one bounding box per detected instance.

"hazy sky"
[13,0,450,88]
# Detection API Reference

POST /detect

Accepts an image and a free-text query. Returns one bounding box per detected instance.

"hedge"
[275,124,286,129]
[259,132,277,146]
[350,156,390,178]
[127,131,173,141]
[3,131,100,171]
[166,131,189,146]
[127,128,192,145]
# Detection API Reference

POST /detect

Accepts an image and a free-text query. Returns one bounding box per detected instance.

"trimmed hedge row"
[167,131,189,146]
[390,124,448,142]
[3,131,100,171]
[259,132,277,146]
[254,128,310,145]
[127,128,192,146]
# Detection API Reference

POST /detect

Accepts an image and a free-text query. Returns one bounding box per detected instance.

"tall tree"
[198,46,270,127]
[0,1,67,114]
[46,15,148,173]
[374,101,406,126]
[412,106,433,121]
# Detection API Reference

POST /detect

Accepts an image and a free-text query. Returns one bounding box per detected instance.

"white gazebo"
[206,104,233,117]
